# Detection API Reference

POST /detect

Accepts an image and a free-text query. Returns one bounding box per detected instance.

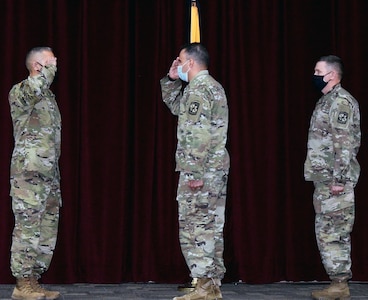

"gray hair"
[319,55,344,79]
[25,46,53,70]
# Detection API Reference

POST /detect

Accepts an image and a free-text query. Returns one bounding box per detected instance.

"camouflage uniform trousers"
[177,170,228,280]
[314,182,355,281]
[10,171,61,279]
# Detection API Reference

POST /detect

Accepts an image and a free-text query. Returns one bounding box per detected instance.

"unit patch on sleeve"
[337,111,349,124]
[188,101,200,115]
[332,97,352,129]
[186,95,204,122]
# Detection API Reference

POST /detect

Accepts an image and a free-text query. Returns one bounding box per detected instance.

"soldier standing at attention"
[305,55,361,300]
[160,43,230,300]
[9,47,61,300]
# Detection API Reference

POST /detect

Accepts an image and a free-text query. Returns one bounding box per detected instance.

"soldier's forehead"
[178,50,188,62]
[32,51,54,60]
[315,61,327,71]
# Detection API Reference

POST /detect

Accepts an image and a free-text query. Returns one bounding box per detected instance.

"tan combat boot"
[212,284,223,299]
[173,278,222,300]
[29,277,60,300]
[213,279,223,299]
[11,277,45,300]
[311,281,350,300]
[178,278,197,293]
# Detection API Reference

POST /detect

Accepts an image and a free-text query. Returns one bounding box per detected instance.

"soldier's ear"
[330,70,337,80]
[31,61,39,72]
[189,58,195,68]
[34,61,45,74]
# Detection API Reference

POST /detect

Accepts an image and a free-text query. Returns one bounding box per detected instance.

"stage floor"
[0,282,367,299]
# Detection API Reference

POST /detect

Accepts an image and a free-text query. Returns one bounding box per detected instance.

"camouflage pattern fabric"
[160,70,230,179]
[177,171,227,279]
[160,71,229,279]
[10,173,60,278]
[304,83,360,281]
[9,64,61,278]
[304,83,360,185]
[313,182,355,214]
[315,205,354,281]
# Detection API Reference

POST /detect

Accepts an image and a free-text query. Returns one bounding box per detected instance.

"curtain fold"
[1,0,368,284]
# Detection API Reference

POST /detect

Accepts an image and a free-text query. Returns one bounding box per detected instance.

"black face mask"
[312,72,331,91]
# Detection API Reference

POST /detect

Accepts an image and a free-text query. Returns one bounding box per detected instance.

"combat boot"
[11,277,45,300]
[173,278,222,300]
[178,278,197,293]
[213,284,223,299]
[30,277,60,300]
[311,281,350,300]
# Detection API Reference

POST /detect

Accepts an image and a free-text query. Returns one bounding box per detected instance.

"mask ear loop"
[35,62,44,73]
[183,60,192,74]
[324,71,333,79]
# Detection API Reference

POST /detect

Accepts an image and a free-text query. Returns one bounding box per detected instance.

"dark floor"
[1,282,368,299]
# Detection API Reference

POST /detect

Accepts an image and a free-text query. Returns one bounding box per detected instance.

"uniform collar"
[191,69,209,81]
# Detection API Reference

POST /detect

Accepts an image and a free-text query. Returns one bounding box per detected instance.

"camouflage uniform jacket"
[304,83,360,185]
[160,70,230,180]
[9,65,61,183]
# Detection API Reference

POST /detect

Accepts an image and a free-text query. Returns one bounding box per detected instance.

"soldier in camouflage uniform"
[160,43,229,300]
[304,55,360,300]
[9,47,61,300]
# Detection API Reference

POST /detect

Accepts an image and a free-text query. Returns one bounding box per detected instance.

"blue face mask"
[177,60,190,82]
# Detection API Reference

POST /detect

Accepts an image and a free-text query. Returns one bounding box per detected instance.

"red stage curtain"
[1,0,368,284]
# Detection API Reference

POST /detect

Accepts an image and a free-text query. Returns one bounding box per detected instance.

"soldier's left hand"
[330,185,344,195]
[188,179,204,190]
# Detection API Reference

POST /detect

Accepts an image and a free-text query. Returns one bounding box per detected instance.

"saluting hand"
[45,57,57,67]
[168,57,180,80]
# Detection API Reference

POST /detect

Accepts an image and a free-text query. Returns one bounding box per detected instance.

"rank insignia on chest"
[188,101,200,115]
[337,111,348,124]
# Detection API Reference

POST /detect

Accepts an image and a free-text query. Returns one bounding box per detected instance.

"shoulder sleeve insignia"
[188,101,200,115]
[337,111,349,124]
[331,97,352,129]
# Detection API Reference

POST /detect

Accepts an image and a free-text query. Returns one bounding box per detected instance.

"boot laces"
[29,278,44,292]
[17,278,38,294]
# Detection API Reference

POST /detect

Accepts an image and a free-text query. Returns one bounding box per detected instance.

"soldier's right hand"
[168,57,180,80]
[45,57,57,67]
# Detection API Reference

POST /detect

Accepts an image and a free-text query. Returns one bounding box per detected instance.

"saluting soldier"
[161,43,230,300]
[9,47,61,300]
